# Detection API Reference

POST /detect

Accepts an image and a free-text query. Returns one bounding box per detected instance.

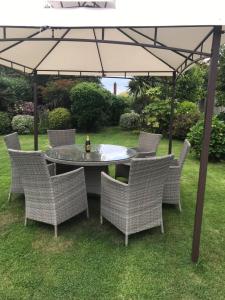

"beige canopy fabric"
[0,25,224,77]
[0,0,224,77]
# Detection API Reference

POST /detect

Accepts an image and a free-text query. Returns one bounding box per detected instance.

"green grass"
[0,127,225,299]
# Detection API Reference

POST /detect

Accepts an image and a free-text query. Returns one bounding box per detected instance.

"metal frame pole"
[33,70,38,150]
[192,26,222,263]
[168,71,176,154]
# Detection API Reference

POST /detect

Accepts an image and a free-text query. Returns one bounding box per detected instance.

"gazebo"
[0,0,225,262]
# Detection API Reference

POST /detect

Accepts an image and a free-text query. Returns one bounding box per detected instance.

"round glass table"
[45,144,137,195]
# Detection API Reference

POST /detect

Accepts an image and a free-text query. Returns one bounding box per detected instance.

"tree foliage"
[216,46,225,106]
[188,117,225,161]
[70,82,111,131]
[0,77,15,111]
[175,65,208,103]
[41,79,74,109]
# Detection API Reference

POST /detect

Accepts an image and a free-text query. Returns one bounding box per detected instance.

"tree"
[70,82,111,131]
[175,64,208,103]
[40,79,74,109]
[40,77,101,109]
[128,77,153,99]
[216,46,225,106]
[0,77,16,111]
[128,77,163,113]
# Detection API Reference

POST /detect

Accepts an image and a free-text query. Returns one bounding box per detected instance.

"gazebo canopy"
[1,0,225,264]
[0,0,224,77]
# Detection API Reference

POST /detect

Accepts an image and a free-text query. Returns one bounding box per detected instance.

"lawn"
[0,127,225,299]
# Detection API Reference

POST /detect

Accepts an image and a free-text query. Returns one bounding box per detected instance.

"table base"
[84,166,109,195]
[55,163,108,195]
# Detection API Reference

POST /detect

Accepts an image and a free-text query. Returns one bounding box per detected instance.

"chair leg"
[86,208,89,219]
[54,225,58,238]
[161,221,164,234]
[100,215,103,224]
[125,234,128,246]
[24,217,27,226]
[178,201,182,212]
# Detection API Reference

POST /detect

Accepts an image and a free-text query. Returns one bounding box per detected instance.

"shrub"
[173,101,201,139]
[48,107,72,130]
[217,111,225,122]
[120,112,140,130]
[142,100,172,134]
[109,95,128,125]
[70,82,111,131]
[0,111,11,134]
[14,101,34,115]
[12,115,34,134]
[187,117,225,160]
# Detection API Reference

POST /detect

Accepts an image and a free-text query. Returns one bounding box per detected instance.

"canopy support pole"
[168,71,176,154]
[192,26,222,263]
[33,70,38,150]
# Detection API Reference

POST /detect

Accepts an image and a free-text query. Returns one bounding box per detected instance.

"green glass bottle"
[85,135,91,153]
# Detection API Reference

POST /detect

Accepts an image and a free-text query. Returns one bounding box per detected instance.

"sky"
[101,78,130,94]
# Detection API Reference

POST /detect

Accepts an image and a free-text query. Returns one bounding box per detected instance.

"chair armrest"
[47,163,56,176]
[165,165,181,184]
[102,171,128,188]
[131,146,138,151]
[136,151,156,158]
[170,159,179,166]
[51,167,87,204]
[101,172,129,214]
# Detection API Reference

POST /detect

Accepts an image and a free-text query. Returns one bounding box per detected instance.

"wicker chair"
[4,133,23,201]
[115,131,162,179]
[47,129,76,148]
[101,155,173,246]
[8,149,89,237]
[163,139,191,211]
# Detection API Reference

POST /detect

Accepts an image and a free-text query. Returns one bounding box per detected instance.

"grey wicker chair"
[115,131,162,179]
[4,133,23,201]
[101,155,173,246]
[163,139,191,211]
[47,129,76,148]
[8,149,89,237]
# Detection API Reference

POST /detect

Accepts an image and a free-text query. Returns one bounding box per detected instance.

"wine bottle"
[85,135,91,153]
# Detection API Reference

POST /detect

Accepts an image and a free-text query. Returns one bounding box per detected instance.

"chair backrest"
[179,139,191,169]
[4,132,21,150]
[138,131,162,153]
[128,155,173,207]
[47,129,76,147]
[8,150,53,203]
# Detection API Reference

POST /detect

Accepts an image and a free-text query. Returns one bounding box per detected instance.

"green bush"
[173,101,201,139]
[48,108,72,130]
[142,100,172,134]
[187,117,225,160]
[217,111,225,122]
[70,82,111,131]
[119,112,140,130]
[0,111,11,134]
[109,95,128,125]
[12,115,34,134]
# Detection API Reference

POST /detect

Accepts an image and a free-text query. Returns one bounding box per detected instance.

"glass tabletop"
[45,144,137,164]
